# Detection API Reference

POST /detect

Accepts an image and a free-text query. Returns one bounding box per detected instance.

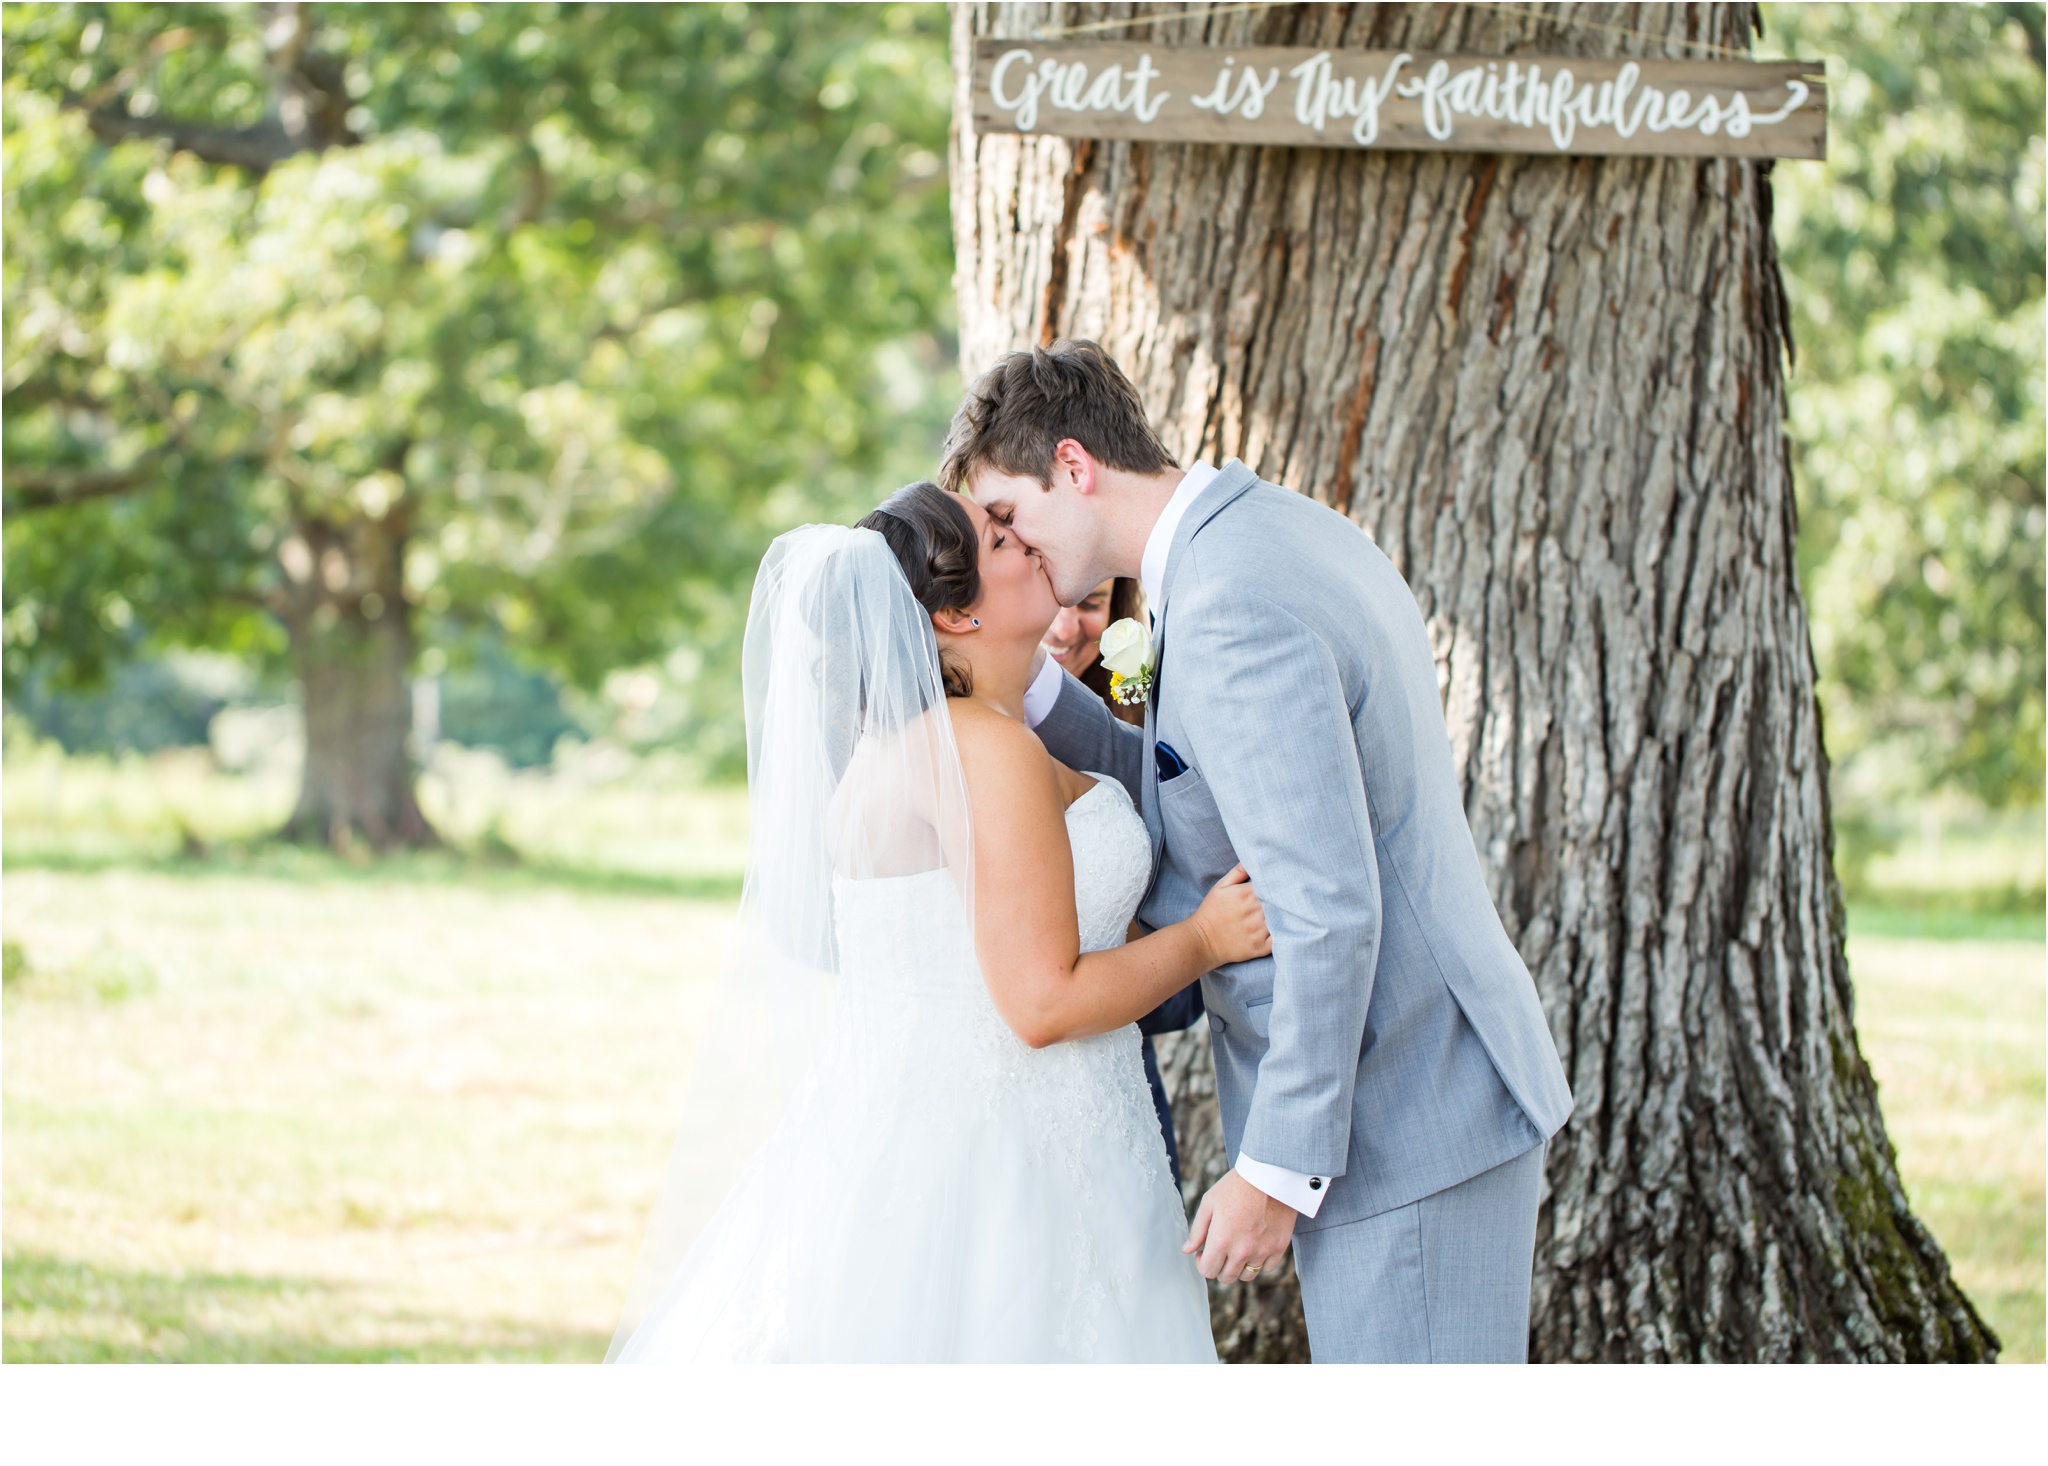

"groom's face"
[967,450,1103,608]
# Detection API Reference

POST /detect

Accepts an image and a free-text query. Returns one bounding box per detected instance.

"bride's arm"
[953,709,1269,1049]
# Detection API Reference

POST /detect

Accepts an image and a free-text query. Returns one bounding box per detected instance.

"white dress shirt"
[1024,461,1329,1219]
[1138,459,1219,613]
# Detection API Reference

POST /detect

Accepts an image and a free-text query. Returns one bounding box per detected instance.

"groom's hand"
[1184,1170,1297,1283]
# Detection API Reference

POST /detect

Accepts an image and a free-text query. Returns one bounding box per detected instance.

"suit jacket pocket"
[1157,765,1236,881]
[1209,986,1273,1042]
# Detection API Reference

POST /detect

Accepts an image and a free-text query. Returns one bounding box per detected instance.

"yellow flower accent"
[1100,618,1154,705]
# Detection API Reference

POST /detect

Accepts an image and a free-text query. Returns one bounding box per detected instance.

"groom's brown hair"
[938,339,1177,493]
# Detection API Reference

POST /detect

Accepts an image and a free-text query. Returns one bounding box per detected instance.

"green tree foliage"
[3,2,955,805]
[8,652,236,754]
[1764,4,2046,811]
[13,3,2037,834]
[434,631,584,769]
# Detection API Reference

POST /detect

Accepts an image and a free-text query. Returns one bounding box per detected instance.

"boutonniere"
[1098,617,1155,706]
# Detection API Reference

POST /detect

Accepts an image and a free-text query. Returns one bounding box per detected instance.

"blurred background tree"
[1762,3,2045,873]
[5,2,2040,871]
[3,0,956,846]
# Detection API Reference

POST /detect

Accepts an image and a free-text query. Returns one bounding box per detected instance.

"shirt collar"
[1140,460,1218,617]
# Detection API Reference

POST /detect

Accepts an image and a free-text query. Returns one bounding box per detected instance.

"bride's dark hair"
[857,482,979,698]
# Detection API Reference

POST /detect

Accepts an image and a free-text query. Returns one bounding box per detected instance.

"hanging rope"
[1028,1,1762,61]
[1034,1,1287,39]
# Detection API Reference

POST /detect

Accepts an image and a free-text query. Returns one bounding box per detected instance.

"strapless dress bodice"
[825,773,1161,1163]
[830,774,1151,993]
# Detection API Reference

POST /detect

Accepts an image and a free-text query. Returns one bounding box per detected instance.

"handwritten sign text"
[973,43,1827,159]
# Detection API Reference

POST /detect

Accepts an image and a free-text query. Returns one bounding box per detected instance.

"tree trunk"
[274,507,437,853]
[954,1,1997,1362]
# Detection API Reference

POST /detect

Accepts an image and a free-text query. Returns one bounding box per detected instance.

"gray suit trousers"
[1290,1141,1545,1363]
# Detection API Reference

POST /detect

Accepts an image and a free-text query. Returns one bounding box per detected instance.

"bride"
[609,481,1270,1363]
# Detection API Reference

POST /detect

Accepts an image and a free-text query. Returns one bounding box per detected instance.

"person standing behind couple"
[1043,575,1205,1188]
[1046,578,1146,728]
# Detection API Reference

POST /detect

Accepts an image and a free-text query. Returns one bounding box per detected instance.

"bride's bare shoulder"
[946,700,1054,782]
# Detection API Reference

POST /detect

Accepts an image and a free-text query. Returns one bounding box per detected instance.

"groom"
[942,341,1574,1363]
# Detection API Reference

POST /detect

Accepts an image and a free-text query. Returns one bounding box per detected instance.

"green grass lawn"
[1847,936,2044,1361]
[3,865,728,1362]
[4,858,2039,1363]
[2,748,2039,1361]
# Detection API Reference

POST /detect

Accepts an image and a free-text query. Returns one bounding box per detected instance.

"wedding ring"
[1240,1264,1262,1279]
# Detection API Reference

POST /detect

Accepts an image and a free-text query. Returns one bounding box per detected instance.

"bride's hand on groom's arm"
[960,714,1256,1048]
[1189,865,1272,969]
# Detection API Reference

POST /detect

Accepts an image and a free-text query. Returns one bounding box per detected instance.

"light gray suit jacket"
[1037,460,1573,1232]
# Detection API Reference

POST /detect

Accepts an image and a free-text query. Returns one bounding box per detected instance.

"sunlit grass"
[3,865,729,1363]
[1849,939,2044,1363]
[0,733,751,887]
[2,748,2039,1362]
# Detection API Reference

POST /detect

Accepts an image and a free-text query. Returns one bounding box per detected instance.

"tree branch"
[2,456,170,513]
[73,101,306,174]
[1,377,111,415]
[62,2,359,175]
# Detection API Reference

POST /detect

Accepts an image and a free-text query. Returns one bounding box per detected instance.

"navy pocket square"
[1154,740,1189,782]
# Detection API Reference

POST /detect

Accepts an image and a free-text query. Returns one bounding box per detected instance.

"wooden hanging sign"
[972,42,1827,159]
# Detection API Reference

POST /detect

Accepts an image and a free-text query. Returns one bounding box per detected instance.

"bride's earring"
[970,618,980,628]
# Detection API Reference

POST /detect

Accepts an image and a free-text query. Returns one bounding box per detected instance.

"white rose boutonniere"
[1098,617,1155,707]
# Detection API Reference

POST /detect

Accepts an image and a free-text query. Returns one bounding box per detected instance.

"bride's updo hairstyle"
[857,482,980,698]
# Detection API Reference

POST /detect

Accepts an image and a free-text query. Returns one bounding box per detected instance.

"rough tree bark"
[953,1,1998,1361]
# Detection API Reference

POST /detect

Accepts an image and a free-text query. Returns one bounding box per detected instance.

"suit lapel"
[1154,458,1259,627]
[1141,671,1165,873]
[1141,459,1260,878]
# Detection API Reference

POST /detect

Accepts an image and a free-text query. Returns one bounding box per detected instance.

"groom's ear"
[1051,438,1097,496]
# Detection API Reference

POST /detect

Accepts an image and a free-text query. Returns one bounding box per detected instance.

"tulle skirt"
[617,973,1217,1363]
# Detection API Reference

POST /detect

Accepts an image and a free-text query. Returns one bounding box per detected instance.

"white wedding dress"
[618,774,1217,1363]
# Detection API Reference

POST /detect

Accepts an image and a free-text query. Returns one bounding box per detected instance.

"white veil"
[606,522,974,1360]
